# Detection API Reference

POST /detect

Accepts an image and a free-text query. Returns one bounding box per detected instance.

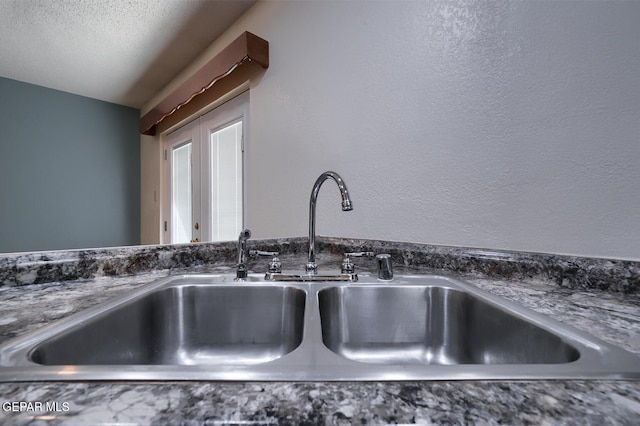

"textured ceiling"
[0,0,257,108]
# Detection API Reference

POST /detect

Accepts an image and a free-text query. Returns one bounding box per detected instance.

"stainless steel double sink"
[0,274,638,381]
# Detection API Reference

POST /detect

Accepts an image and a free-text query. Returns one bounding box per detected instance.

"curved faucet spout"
[306,171,353,274]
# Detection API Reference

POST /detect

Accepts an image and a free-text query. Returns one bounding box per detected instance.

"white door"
[165,92,247,243]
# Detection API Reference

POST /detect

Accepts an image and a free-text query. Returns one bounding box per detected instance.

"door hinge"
[164,150,167,160]
[164,221,167,232]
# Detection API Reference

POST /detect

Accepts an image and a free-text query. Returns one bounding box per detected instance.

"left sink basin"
[14,277,306,367]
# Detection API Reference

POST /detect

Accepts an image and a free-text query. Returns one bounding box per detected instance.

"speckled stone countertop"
[0,239,639,425]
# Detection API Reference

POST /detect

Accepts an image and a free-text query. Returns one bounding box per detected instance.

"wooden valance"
[139,32,269,136]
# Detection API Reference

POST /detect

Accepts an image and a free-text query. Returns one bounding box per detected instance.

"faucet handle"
[250,250,282,273]
[344,251,375,258]
[268,257,282,273]
[249,250,279,257]
[341,252,375,274]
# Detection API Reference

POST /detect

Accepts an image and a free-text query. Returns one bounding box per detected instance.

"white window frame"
[162,91,248,244]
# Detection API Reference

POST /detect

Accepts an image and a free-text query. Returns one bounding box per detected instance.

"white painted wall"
[142,0,640,260]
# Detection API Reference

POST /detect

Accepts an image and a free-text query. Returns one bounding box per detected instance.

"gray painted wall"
[0,77,140,253]
[168,0,638,260]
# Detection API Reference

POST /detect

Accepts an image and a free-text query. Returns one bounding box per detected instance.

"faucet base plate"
[265,272,358,282]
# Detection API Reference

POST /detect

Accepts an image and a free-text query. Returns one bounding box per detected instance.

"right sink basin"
[319,285,580,365]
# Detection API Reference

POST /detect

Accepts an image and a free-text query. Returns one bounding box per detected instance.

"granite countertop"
[0,241,639,425]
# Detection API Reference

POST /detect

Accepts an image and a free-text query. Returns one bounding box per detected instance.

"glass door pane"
[171,142,192,243]
[210,121,243,241]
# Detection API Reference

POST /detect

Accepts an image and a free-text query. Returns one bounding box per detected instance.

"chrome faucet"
[305,171,353,274]
[235,228,252,280]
